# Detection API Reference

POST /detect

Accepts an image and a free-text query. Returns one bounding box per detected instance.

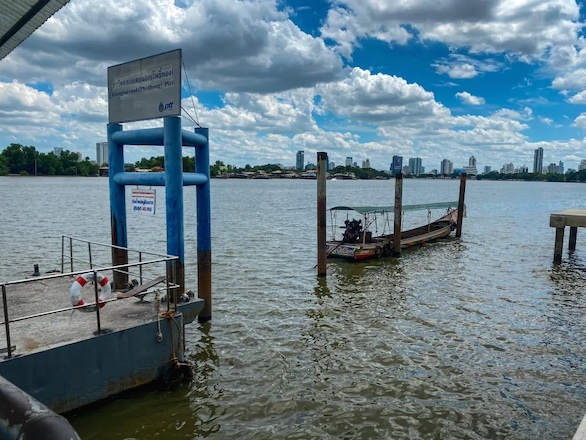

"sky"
[1,0,586,172]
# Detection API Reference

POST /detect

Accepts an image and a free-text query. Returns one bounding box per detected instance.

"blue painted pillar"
[108,123,128,289]
[164,117,185,298]
[195,127,211,321]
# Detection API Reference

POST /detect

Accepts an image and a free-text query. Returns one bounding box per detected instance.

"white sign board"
[108,49,182,123]
[131,189,156,215]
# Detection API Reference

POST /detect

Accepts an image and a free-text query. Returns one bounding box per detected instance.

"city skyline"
[297,147,578,175]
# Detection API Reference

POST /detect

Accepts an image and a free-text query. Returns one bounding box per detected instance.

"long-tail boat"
[326,202,460,261]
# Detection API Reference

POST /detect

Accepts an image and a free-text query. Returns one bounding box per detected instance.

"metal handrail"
[2,258,174,287]
[1,237,179,358]
[61,235,175,259]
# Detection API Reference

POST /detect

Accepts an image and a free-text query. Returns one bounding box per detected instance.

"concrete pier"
[549,209,586,263]
[0,274,204,413]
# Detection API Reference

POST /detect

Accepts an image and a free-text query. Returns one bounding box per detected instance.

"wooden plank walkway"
[550,209,586,263]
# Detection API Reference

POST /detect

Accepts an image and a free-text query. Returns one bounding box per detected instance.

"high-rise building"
[345,157,353,167]
[579,159,586,171]
[484,166,491,174]
[296,150,304,170]
[440,159,453,175]
[408,157,423,176]
[54,147,63,156]
[361,159,370,169]
[96,142,108,166]
[559,161,564,174]
[547,163,559,174]
[501,163,515,174]
[463,156,478,175]
[533,147,543,174]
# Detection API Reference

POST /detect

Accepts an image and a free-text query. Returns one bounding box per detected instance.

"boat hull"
[326,210,457,261]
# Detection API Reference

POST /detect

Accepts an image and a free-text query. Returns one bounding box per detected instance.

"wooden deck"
[550,209,586,263]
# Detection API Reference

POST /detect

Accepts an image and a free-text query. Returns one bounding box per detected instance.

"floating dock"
[0,265,203,413]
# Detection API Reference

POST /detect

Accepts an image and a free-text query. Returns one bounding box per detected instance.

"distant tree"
[37,152,63,175]
[182,156,195,172]
[22,146,38,174]
[0,155,8,176]
[2,144,28,174]
[60,150,81,175]
[78,160,99,176]
[210,160,225,177]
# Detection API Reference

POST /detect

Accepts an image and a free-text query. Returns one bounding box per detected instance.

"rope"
[155,291,163,342]
[182,59,201,127]
[159,309,192,368]
[427,209,431,232]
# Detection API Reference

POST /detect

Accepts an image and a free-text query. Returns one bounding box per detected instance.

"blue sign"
[392,156,403,174]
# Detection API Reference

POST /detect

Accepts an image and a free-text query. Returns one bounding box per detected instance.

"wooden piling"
[456,173,467,238]
[317,152,327,276]
[554,227,565,263]
[393,173,403,257]
[569,227,578,251]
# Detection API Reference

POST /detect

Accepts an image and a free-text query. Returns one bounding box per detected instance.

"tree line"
[3,143,585,182]
[0,144,99,176]
[475,170,586,182]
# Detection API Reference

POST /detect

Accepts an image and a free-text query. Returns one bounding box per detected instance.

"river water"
[1,176,586,439]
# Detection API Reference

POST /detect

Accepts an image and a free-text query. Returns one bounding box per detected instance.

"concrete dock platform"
[0,270,204,413]
[549,209,586,263]
[1,273,167,356]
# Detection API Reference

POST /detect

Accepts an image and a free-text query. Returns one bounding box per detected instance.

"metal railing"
[1,237,180,358]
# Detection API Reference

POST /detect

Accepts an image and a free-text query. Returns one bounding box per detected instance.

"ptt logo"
[158,101,174,112]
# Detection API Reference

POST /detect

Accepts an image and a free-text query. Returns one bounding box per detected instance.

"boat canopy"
[329,201,458,215]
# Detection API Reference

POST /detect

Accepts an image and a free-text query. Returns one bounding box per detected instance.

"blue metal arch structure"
[107,116,211,320]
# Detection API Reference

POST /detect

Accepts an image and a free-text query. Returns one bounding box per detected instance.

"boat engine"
[342,219,363,243]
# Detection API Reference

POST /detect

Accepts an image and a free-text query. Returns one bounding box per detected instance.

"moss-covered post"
[317,152,328,276]
[393,173,403,257]
[456,173,467,238]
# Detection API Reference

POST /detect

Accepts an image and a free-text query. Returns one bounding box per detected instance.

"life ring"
[70,272,111,308]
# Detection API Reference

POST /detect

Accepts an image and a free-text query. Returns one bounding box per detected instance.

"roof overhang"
[0,0,71,60]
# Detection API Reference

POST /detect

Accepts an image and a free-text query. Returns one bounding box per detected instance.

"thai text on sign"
[131,189,156,215]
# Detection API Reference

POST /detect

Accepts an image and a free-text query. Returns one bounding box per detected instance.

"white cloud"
[0,0,344,93]
[322,0,582,57]
[1,0,585,171]
[456,91,485,105]
[433,54,502,79]
[437,63,478,79]
[551,68,586,90]
[568,90,586,103]
[573,113,586,128]
[317,67,448,124]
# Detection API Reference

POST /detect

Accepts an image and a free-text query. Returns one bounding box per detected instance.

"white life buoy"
[70,272,111,308]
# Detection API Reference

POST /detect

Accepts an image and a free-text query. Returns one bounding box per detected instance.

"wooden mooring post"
[456,173,467,238]
[317,152,328,276]
[393,173,403,257]
[550,209,586,263]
